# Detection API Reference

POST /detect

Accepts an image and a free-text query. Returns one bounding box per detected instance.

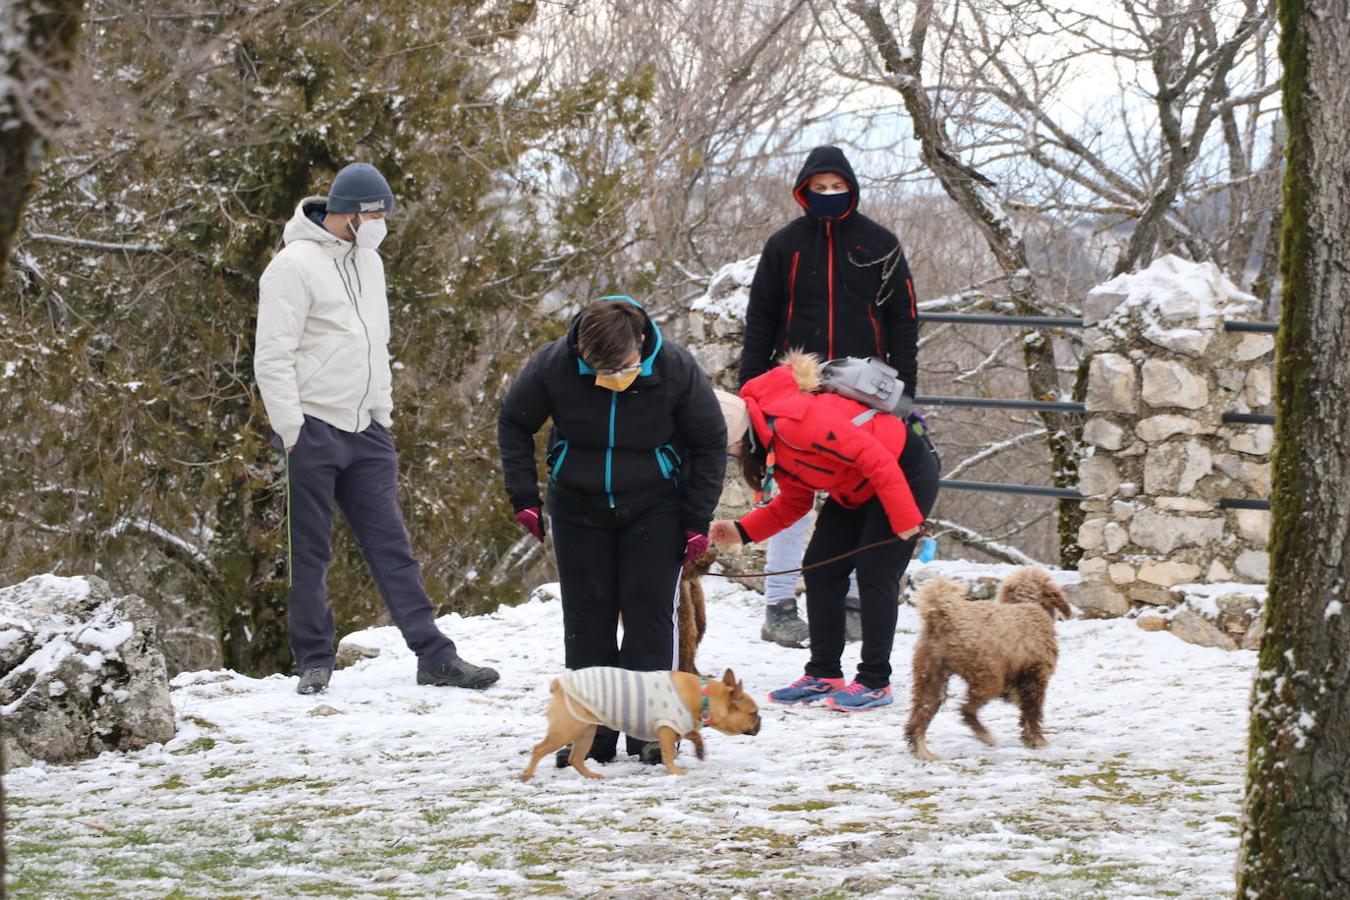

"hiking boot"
[844,596,862,643]
[416,657,499,689]
[767,674,846,705]
[825,681,893,712]
[554,743,617,768]
[761,599,810,648]
[296,666,332,695]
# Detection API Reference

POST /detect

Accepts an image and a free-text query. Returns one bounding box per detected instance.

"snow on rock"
[690,254,757,321]
[8,563,1254,897]
[1084,254,1261,330]
[0,574,175,771]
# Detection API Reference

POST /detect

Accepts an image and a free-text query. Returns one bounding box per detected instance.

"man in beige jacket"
[255,162,498,695]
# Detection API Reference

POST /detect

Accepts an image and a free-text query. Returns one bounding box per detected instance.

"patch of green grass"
[732,826,796,849]
[222,775,331,795]
[769,799,836,812]
[204,765,233,779]
[152,774,189,790]
[826,783,859,792]
[171,736,217,755]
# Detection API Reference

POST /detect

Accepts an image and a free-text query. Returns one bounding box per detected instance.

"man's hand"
[682,531,711,566]
[514,508,546,544]
[709,519,743,548]
[898,525,921,540]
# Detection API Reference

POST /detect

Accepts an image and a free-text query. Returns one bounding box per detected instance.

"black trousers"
[283,416,457,673]
[548,488,684,756]
[803,426,941,688]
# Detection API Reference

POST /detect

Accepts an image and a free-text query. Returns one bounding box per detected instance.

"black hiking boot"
[554,743,617,768]
[416,657,499,689]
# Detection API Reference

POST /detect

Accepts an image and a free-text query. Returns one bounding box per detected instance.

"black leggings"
[802,427,941,688]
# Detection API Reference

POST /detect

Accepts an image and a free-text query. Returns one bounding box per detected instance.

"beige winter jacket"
[254,198,394,448]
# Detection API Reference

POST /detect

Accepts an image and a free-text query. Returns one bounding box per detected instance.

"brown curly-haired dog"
[905,568,1071,760]
[677,548,716,674]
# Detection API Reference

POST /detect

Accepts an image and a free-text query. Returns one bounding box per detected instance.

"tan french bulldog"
[520,667,762,781]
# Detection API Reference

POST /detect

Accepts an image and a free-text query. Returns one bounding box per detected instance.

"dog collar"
[699,678,712,726]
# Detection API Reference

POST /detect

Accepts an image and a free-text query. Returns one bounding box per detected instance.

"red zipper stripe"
[784,251,800,350]
[867,305,882,356]
[907,277,917,318]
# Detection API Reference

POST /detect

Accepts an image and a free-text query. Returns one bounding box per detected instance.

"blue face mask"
[805,188,852,219]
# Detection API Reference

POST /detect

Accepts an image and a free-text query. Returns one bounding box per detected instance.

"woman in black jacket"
[738,145,922,648]
[498,297,727,764]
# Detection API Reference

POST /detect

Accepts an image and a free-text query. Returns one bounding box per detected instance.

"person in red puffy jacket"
[711,351,940,711]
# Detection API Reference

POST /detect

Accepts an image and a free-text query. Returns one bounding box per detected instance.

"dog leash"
[702,536,907,579]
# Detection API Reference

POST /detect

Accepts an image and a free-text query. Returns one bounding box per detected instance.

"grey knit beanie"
[327,163,395,214]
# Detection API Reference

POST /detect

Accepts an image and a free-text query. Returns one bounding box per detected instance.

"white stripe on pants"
[764,509,858,605]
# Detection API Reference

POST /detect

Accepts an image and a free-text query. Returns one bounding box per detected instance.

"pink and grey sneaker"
[825,681,893,711]
[767,674,846,705]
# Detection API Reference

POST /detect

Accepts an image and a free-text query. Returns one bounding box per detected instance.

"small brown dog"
[521,667,761,781]
[677,548,716,673]
[905,568,1072,760]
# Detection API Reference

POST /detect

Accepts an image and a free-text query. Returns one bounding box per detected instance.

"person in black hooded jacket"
[498,296,726,765]
[738,145,922,648]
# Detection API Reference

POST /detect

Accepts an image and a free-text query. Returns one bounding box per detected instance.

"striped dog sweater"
[557,667,697,741]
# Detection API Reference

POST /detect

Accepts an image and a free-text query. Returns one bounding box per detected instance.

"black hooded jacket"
[497,299,727,534]
[738,146,919,394]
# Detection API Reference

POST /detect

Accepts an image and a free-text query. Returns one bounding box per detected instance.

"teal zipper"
[605,392,617,507]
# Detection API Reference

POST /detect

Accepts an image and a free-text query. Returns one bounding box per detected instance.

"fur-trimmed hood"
[738,350,822,448]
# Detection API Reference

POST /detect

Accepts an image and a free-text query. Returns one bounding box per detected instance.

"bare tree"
[1238,0,1350,892]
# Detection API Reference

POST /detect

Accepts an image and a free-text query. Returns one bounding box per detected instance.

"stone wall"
[1075,255,1273,619]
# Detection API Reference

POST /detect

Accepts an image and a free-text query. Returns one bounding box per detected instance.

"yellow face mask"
[595,364,641,392]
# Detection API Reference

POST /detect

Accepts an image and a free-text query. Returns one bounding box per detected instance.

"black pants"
[548,488,684,756]
[284,416,457,673]
[803,426,941,688]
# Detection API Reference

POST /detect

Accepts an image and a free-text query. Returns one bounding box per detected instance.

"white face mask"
[351,215,388,250]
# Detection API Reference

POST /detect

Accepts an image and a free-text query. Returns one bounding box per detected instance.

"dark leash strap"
[702,535,907,579]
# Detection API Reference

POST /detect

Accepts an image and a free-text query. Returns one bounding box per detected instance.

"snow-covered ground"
[8,566,1255,898]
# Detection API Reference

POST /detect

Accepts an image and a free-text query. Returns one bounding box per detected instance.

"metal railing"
[917,310,1276,513]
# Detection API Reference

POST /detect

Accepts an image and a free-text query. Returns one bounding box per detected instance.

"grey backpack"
[819,356,913,425]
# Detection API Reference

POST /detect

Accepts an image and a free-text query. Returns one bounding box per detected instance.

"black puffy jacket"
[738,146,919,395]
[497,299,727,534]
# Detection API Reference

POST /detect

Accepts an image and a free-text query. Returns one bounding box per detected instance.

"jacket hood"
[793,146,860,220]
[283,197,348,251]
[739,350,822,447]
[567,295,664,378]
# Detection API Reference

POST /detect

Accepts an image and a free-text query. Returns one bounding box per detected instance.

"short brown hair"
[577,301,645,371]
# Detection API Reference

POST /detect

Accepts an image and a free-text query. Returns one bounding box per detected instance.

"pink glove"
[682,531,711,567]
[514,508,545,544]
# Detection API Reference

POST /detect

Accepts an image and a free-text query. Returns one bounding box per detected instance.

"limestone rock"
[1215,594,1263,637]
[1083,417,1127,450]
[1242,615,1265,651]
[1143,440,1212,494]
[1085,354,1138,413]
[1128,584,1177,607]
[1136,414,1213,443]
[1111,501,1136,521]
[1142,323,1210,357]
[1084,287,1129,325]
[1103,523,1129,554]
[1129,508,1224,554]
[1233,334,1276,362]
[335,634,383,670]
[1168,609,1238,651]
[0,575,176,771]
[1234,550,1270,582]
[1235,509,1271,545]
[1136,611,1167,632]
[1228,426,1274,456]
[1137,561,1202,587]
[1245,368,1273,408]
[1077,518,1106,552]
[1208,560,1233,582]
[1108,563,1136,585]
[1065,582,1129,618]
[1155,496,1214,513]
[1141,359,1209,410]
[1079,456,1122,498]
[1077,557,1108,578]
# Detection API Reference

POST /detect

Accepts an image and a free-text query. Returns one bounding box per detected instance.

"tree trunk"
[0,0,86,279]
[1237,0,1350,894]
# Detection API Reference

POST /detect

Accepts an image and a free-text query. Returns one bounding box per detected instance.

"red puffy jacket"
[737,353,923,542]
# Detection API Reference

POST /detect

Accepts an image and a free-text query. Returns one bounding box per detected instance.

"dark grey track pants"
[283,416,457,672]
